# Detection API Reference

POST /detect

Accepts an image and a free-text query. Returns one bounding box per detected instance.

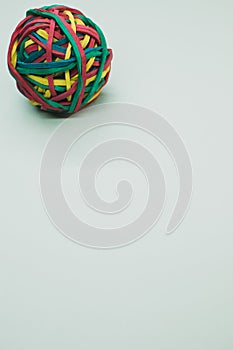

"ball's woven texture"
[8,5,113,114]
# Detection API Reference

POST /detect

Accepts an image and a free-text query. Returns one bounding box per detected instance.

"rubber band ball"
[7,5,113,115]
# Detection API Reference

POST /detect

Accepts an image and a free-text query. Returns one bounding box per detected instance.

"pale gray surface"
[1,0,233,349]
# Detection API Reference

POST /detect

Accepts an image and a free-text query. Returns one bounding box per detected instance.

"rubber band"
[8,4,113,114]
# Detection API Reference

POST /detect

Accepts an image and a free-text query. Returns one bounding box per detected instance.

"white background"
[1,0,233,349]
